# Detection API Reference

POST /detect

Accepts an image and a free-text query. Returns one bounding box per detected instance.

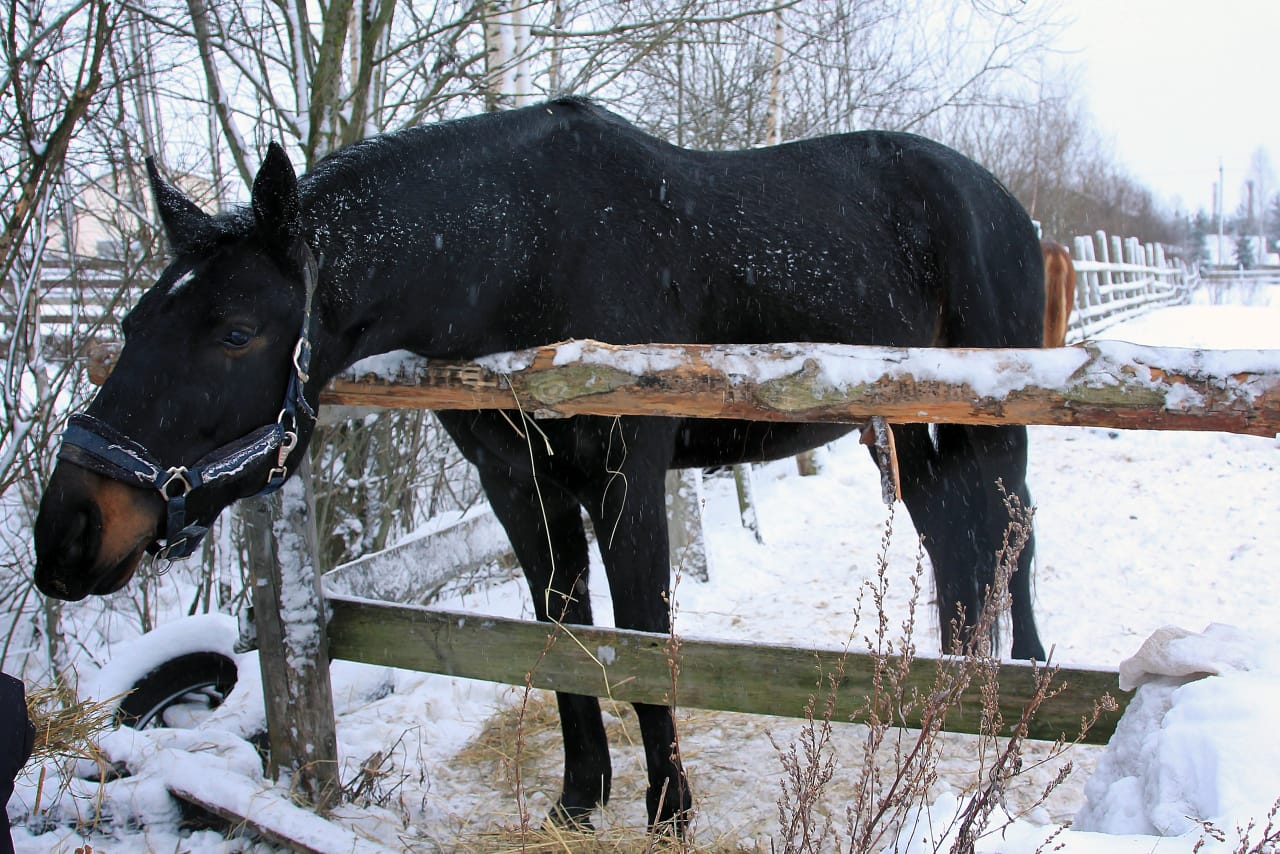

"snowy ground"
[10,286,1280,852]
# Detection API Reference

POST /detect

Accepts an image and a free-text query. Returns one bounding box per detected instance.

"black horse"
[34,97,1045,831]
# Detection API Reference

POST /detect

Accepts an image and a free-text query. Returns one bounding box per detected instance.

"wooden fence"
[1067,231,1193,340]
[64,232,1251,809]
[163,328,1276,809]
[0,257,143,355]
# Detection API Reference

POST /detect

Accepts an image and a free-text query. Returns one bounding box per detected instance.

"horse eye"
[221,328,254,349]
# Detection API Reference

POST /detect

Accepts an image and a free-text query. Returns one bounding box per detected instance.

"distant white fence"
[0,257,143,352]
[1066,230,1194,342]
[1199,266,1280,285]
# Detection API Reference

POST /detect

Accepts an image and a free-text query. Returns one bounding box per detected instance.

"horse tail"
[1040,240,1076,348]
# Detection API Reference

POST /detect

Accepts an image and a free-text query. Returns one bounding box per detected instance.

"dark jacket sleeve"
[1,671,34,827]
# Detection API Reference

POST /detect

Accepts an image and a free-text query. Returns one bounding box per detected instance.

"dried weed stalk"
[775,488,1115,854]
[1194,796,1280,854]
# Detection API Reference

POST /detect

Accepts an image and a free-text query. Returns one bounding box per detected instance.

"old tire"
[114,651,238,730]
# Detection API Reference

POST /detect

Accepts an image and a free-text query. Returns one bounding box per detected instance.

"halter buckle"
[161,466,193,499]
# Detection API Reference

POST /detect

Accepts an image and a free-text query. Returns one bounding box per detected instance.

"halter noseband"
[56,245,320,561]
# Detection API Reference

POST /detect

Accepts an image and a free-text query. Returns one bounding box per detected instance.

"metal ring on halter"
[161,466,193,500]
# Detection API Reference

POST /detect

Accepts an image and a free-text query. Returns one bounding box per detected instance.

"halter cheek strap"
[56,242,320,561]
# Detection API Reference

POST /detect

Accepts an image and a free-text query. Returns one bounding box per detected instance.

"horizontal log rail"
[326,596,1123,745]
[87,338,1280,436]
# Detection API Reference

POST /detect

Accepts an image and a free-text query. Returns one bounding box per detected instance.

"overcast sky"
[1055,0,1280,219]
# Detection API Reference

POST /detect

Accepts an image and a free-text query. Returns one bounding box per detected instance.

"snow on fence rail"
[1067,230,1193,341]
[82,338,1280,437]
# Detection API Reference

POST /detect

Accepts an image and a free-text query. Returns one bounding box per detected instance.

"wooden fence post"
[242,456,340,810]
[1095,230,1113,302]
[794,449,820,477]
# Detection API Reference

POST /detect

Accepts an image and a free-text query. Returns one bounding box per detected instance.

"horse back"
[518,101,1044,353]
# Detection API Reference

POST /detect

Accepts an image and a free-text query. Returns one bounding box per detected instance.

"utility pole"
[1217,158,1225,266]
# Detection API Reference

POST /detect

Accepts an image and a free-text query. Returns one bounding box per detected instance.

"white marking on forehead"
[169,267,196,295]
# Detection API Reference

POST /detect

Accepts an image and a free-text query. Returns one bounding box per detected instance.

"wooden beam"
[88,339,1280,436]
[325,596,1126,745]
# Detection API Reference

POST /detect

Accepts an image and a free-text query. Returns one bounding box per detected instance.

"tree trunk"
[666,469,708,582]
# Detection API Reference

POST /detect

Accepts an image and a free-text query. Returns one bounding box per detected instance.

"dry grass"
[454,690,566,796]
[24,682,117,769]
[21,681,119,824]
[459,822,749,854]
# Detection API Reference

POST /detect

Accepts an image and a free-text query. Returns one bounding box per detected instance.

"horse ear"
[146,157,212,254]
[251,142,299,247]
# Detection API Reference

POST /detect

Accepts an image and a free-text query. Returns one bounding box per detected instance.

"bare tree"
[628,0,1057,151]
[0,0,121,677]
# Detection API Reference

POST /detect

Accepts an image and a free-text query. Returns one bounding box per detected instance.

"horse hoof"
[547,800,595,833]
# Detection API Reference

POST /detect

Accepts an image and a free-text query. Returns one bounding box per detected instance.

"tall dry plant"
[774,490,1117,854]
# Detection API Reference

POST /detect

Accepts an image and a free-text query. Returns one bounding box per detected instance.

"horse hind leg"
[473,465,611,828]
[892,423,1046,661]
[968,424,1045,662]
[583,421,692,832]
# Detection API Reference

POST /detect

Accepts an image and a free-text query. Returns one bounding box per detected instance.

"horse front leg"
[474,464,612,829]
[583,421,692,833]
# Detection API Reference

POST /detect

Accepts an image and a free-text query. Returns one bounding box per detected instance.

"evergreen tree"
[1267,194,1280,254]
[1234,233,1256,269]
[1189,210,1212,268]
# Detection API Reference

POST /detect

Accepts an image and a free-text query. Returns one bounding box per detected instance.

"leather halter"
[56,245,320,561]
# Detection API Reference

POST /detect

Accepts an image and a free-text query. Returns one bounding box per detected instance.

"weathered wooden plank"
[325,596,1126,745]
[87,339,1280,436]
[321,505,514,604]
[168,780,385,854]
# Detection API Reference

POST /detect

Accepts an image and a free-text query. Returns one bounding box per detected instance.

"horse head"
[35,144,320,600]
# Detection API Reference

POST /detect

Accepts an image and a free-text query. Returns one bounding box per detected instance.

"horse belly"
[670,419,855,469]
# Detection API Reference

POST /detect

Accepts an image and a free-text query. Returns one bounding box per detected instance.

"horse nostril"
[59,508,90,566]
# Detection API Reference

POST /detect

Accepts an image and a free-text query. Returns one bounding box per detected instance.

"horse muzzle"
[34,462,161,600]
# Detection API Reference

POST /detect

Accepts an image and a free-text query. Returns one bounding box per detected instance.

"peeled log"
[88,339,1280,437]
